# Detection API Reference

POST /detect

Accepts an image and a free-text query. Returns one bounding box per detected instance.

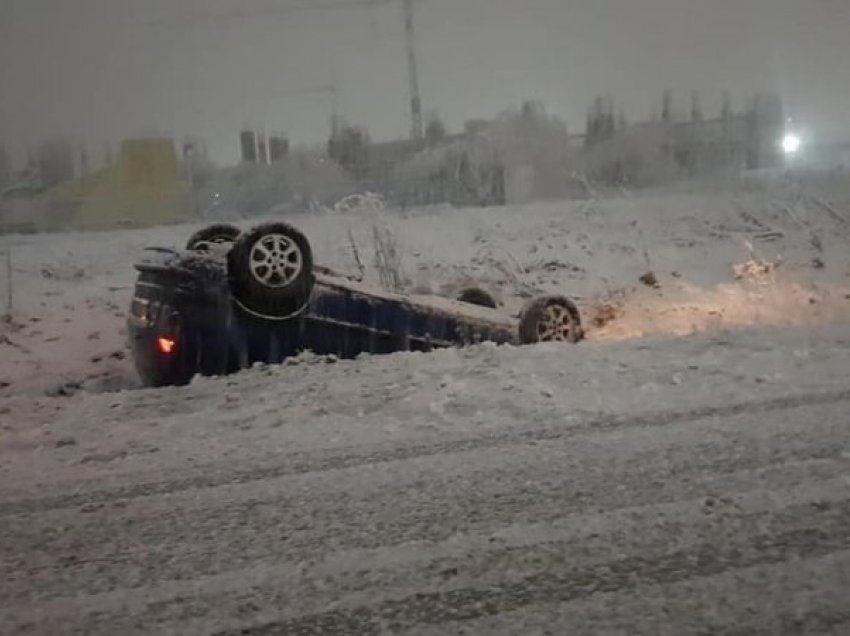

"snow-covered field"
[2,181,850,634]
[1,181,849,396]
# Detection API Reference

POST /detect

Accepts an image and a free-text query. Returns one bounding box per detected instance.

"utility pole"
[403,0,423,141]
[329,82,341,135]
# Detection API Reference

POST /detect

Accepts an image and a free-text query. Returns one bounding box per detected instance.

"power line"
[144,0,424,142]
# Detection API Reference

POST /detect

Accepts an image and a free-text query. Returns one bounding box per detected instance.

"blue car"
[127,222,584,387]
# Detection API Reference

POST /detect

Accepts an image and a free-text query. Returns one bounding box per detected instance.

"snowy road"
[2,325,850,634]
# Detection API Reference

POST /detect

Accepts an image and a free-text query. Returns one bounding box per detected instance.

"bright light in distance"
[782,133,802,155]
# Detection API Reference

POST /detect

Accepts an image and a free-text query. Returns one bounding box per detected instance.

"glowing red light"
[156,337,176,354]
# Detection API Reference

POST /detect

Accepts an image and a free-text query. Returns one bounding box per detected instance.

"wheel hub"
[249,234,303,287]
[536,304,577,342]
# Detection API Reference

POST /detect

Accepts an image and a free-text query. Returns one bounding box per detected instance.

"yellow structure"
[45,138,193,230]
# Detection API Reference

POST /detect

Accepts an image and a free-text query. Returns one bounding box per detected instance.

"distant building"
[269,135,290,163]
[240,130,258,163]
[390,102,573,206]
[584,91,787,184]
[257,133,269,165]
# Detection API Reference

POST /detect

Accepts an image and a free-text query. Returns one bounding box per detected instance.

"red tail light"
[156,337,177,354]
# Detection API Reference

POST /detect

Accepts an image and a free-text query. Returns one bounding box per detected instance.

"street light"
[782,133,802,156]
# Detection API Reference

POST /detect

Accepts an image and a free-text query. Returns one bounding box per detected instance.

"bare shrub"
[332,192,385,215]
[331,193,407,291]
[733,259,780,284]
[372,224,405,292]
[470,244,539,297]
[733,239,782,285]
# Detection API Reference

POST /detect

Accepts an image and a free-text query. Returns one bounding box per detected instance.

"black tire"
[518,295,584,344]
[227,222,314,318]
[186,224,242,251]
[456,287,498,308]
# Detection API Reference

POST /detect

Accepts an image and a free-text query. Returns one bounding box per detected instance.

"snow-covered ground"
[2,325,850,634]
[2,181,850,634]
[1,181,849,396]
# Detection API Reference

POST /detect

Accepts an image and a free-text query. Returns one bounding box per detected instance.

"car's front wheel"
[227,222,314,318]
[456,287,498,308]
[518,295,583,344]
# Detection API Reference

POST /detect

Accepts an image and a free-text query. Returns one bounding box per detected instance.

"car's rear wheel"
[227,222,314,318]
[186,224,241,251]
[518,295,583,344]
[456,287,498,308]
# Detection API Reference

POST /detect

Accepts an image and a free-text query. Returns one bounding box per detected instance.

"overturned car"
[127,222,584,387]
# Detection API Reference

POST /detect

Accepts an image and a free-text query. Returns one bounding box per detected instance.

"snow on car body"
[128,223,582,387]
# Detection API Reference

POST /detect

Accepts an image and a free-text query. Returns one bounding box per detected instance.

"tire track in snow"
[3,401,848,605]
[2,387,850,517]
[214,502,850,636]
[4,485,850,634]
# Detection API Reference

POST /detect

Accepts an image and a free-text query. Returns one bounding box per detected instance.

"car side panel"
[129,251,518,386]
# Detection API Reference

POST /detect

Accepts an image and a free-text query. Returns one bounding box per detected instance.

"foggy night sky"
[1,0,849,166]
